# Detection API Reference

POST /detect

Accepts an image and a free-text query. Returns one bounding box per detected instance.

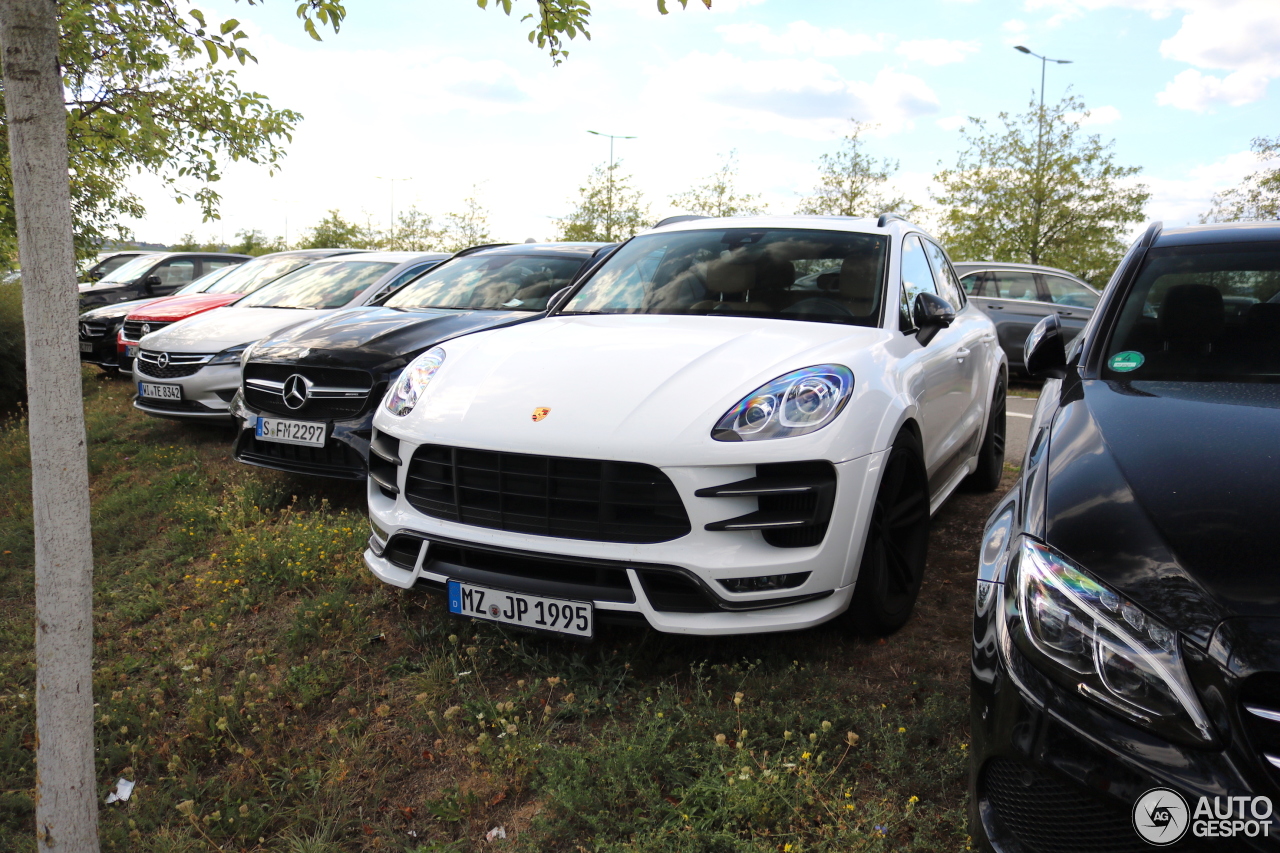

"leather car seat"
[1160,284,1224,354]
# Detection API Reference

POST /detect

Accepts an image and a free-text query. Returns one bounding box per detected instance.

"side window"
[1042,274,1099,309]
[200,259,238,276]
[960,273,982,296]
[991,271,1038,301]
[154,259,196,287]
[922,240,964,308]
[374,263,435,301]
[899,236,939,331]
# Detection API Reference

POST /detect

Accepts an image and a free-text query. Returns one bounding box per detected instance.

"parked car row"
[75,216,1280,850]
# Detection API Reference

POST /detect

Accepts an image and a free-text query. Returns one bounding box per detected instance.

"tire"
[841,430,931,636]
[964,376,1006,492]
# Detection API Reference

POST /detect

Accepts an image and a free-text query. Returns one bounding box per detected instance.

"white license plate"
[255,416,325,448]
[79,341,93,353]
[138,382,181,400]
[125,345,139,358]
[447,580,593,637]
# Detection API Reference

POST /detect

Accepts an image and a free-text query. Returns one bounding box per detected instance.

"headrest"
[1245,302,1280,331]
[705,260,754,295]
[839,253,881,305]
[1005,282,1028,299]
[756,258,795,291]
[1160,284,1223,344]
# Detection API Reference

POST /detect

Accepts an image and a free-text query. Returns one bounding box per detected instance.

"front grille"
[405,445,690,544]
[122,320,171,341]
[1239,673,1280,788]
[236,431,365,480]
[79,319,110,338]
[982,757,1200,853]
[243,363,375,419]
[136,350,212,379]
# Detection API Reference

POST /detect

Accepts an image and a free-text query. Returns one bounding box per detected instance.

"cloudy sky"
[124,0,1280,247]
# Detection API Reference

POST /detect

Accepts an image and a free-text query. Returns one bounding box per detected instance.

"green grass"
[0,369,983,852]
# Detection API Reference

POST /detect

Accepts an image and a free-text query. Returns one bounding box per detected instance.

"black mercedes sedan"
[231,242,615,480]
[971,221,1280,851]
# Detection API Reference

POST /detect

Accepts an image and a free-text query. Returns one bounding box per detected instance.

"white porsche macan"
[365,215,1007,637]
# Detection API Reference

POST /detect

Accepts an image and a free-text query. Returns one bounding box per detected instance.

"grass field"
[0,369,1012,852]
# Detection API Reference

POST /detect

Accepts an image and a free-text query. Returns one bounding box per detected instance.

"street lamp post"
[1014,46,1073,264]
[375,176,413,246]
[586,130,636,241]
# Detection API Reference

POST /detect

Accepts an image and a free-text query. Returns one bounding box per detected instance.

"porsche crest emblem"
[531,407,551,422]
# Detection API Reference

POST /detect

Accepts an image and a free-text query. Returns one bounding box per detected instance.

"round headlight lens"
[384,347,445,417]
[713,365,853,442]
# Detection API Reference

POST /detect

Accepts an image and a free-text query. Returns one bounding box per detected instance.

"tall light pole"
[586,130,636,241]
[375,176,413,246]
[1014,46,1072,264]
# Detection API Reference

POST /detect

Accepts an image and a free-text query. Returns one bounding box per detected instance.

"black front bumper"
[79,329,121,369]
[234,413,371,481]
[971,600,1280,852]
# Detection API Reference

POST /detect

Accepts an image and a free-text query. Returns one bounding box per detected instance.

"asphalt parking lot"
[1005,388,1040,466]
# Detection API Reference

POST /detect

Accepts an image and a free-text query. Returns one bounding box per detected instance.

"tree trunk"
[0,1,101,851]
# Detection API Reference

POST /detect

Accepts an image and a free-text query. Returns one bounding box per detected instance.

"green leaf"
[219,18,240,35]
[476,0,488,8]
[203,40,219,62]
[189,9,206,26]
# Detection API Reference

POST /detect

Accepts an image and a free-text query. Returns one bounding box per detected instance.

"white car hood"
[140,306,332,353]
[377,314,890,464]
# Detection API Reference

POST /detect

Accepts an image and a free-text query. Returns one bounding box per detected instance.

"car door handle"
[955,347,971,362]
[980,334,996,343]
[985,304,1004,310]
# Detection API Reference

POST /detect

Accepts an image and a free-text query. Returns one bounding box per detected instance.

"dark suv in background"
[79,251,250,310]
[971,221,1280,852]
[232,242,614,481]
[954,261,1100,372]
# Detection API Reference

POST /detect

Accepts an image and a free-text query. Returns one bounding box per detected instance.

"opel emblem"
[532,407,551,422]
[157,352,170,369]
[283,374,311,410]
[142,323,151,336]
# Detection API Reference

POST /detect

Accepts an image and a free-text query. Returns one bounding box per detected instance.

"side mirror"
[913,292,955,346]
[89,270,103,282]
[1023,313,1068,378]
[143,273,162,294]
[546,286,572,313]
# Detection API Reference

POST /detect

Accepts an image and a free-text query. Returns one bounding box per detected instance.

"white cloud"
[935,115,969,132]
[717,21,886,56]
[640,52,940,141]
[1140,148,1261,224]
[1025,0,1280,109]
[896,38,981,66]
[1156,68,1273,111]
[1066,105,1123,125]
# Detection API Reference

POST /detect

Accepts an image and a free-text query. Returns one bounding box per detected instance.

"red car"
[118,249,365,373]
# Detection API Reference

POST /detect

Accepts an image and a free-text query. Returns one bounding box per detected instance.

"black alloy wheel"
[842,431,930,635]
[964,377,1006,492]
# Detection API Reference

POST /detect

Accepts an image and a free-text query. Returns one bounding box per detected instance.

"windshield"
[238,260,396,310]
[385,255,586,311]
[96,254,159,285]
[561,228,889,326]
[1104,242,1280,381]
[172,263,239,296]
[205,254,319,295]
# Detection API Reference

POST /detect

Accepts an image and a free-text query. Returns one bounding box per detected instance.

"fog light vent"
[719,572,810,593]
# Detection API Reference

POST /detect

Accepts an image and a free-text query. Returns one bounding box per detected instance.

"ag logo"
[531,407,551,422]
[1133,787,1189,845]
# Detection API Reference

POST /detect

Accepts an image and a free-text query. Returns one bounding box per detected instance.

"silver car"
[952,262,1100,372]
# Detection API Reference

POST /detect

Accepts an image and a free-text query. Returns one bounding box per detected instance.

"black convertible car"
[232,242,614,480]
[971,221,1280,851]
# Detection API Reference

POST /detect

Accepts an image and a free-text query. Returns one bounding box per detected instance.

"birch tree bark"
[0,1,101,850]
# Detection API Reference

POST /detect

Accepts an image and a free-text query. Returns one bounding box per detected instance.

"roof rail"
[452,242,517,258]
[1137,221,1163,248]
[877,212,909,228]
[653,215,710,228]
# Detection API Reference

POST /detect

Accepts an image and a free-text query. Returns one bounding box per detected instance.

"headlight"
[1013,538,1214,744]
[712,365,853,442]
[384,347,445,417]
[209,343,250,365]
[239,342,258,369]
